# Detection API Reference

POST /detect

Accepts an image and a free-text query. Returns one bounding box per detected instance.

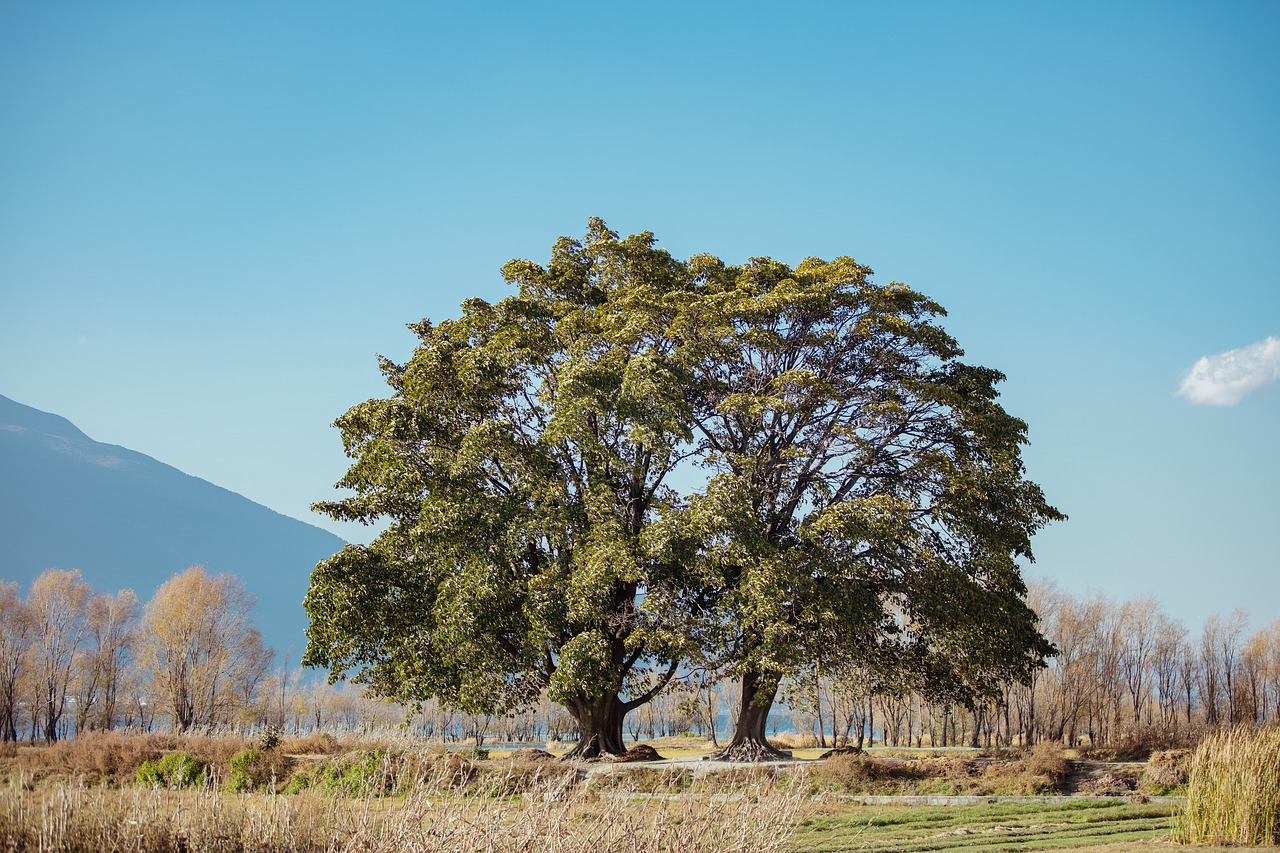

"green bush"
[284,770,312,794]
[317,749,398,797]
[136,752,207,788]
[225,748,277,793]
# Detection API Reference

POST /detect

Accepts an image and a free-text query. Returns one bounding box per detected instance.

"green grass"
[791,800,1178,852]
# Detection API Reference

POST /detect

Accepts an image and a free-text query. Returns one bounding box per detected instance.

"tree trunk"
[815,676,827,748]
[712,669,790,761]
[562,695,627,760]
[1027,683,1036,747]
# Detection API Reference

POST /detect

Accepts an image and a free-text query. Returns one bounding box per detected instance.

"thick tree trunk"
[712,669,790,761]
[562,694,627,760]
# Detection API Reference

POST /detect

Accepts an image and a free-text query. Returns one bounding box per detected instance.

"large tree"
[305,220,700,758]
[305,221,1060,760]
[675,255,1061,759]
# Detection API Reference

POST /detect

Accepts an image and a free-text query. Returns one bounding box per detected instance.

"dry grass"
[282,731,346,755]
[804,742,1074,796]
[1,731,253,787]
[1141,748,1190,794]
[1171,726,1280,846]
[0,770,804,853]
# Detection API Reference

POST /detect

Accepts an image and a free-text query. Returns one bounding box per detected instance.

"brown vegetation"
[0,776,803,853]
[1172,727,1280,845]
[802,742,1080,797]
[3,568,1278,763]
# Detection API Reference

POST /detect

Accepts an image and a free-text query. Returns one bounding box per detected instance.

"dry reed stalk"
[0,767,804,852]
[1171,726,1280,846]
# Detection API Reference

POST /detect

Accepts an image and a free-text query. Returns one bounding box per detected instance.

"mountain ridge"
[0,394,345,659]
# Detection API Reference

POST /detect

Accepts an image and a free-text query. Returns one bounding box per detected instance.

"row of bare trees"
[4,567,1275,750]
[0,566,273,741]
[0,566,722,746]
[773,580,1280,750]
[1021,581,1279,747]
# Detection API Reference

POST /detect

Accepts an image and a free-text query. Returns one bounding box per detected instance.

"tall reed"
[0,768,804,852]
[1171,726,1280,845]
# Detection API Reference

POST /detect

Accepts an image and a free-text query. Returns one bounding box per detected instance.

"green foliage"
[671,249,1062,737]
[317,749,399,797]
[304,219,706,756]
[304,219,1060,756]
[284,770,312,794]
[135,752,206,788]
[225,748,274,793]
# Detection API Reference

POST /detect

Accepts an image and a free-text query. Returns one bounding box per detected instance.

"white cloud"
[1178,336,1280,406]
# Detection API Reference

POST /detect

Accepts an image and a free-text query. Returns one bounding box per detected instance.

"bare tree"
[1260,620,1280,725]
[1178,636,1200,729]
[1197,614,1223,726]
[138,566,274,732]
[1216,610,1248,724]
[1119,596,1159,729]
[1239,626,1269,724]
[27,569,92,742]
[72,590,139,732]
[0,582,32,741]
[1150,612,1187,732]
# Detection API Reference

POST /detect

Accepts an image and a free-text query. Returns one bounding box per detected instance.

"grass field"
[9,731,1262,852]
[792,799,1210,852]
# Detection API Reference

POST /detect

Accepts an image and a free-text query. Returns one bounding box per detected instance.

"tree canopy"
[304,219,1061,760]
[305,220,704,757]
[674,254,1061,758]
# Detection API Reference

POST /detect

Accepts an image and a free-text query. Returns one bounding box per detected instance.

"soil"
[817,745,866,760]
[615,744,665,762]
[1062,760,1145,796]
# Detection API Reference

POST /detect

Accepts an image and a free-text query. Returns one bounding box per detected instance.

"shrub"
[807,752,883,792]
[479,760,576,796]
[225,748,290,793]
[317,749,403,796]
[136,752,207,788]
[284,732,342,755]
[591,766,694,793]
[284,770,312,794]
[30,731,162,785]
[1142,749,1190,794]
[426,752,478,789]
[1024,741,1069,789]
[1172,727,1280,846]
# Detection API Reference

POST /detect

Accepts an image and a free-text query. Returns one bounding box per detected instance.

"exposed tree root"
[561,732,627,762]
[708,739,793,762]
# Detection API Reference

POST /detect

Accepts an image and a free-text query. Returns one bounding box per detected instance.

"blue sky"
[2,1,1277,631]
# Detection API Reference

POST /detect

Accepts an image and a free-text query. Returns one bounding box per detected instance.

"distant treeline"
[2,568,1276,748]
[771,579,1280,751]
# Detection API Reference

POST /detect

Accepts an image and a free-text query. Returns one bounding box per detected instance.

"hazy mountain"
[0,394,345,660]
